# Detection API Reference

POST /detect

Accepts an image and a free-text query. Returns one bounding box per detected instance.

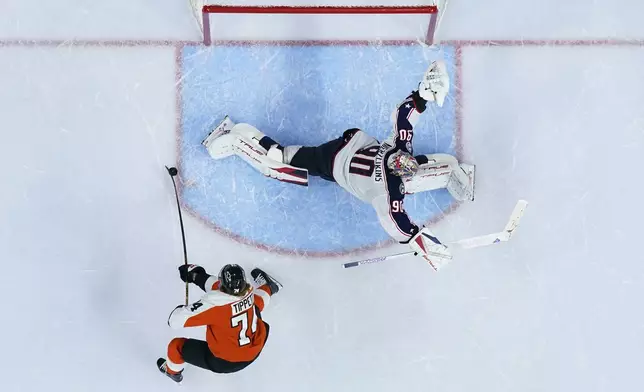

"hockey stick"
[165,166,189,305]
[342,200,528,269]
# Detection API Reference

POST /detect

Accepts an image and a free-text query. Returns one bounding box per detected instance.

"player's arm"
[251,268,281,312]
[390,90,427,153]
[178,264,218,292]
[371,193,420,243]
[167,299,220,329]
[391,60,451,152]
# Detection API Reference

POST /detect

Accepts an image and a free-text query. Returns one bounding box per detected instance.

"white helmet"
[387,150,418,178]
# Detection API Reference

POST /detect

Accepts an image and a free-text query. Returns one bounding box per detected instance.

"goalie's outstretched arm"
[371,193,420,243]
[390,60,450,153]
[391,90,427,153]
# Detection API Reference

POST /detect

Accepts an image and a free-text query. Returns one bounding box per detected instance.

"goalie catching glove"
[419,60,450,107]
[408,227,453,271]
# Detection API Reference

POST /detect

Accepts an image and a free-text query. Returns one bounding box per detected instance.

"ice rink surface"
[1,1,644,392]
[180,44,456,253]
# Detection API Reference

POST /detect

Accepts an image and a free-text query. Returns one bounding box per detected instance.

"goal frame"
[199,4,439,46]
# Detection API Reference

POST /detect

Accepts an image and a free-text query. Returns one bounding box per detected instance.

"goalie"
[202,61,475,270]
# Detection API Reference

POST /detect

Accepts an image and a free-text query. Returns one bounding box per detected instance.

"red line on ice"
[2,38,644,47]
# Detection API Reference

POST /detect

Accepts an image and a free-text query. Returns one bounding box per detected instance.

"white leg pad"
[451,163,475,202]
[402,153,476,201]
[204,122,309,186]
[403,153,475,202]
[204,120,268,160]
[266,145,284,162]
[403,153,457,194]
[202,115,236,152]
[230,123,269,147]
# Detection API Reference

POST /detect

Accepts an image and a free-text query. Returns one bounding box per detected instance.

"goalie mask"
[387,150,418,178]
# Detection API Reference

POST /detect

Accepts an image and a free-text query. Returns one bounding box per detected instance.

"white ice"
[1,1,644,392]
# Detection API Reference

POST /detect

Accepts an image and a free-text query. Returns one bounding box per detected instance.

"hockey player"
[157,264,280,383]
[202,61,475,270]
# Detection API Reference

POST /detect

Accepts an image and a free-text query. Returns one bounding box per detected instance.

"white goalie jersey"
[332,93,425,243]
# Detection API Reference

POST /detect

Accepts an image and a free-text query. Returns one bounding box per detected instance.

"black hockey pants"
[289,128,359,182]
[181,322,270,374]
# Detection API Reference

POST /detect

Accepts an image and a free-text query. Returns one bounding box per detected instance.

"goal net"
[188,2,440,45]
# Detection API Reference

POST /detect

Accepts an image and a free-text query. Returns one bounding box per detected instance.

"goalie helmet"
[218,264,248,296]
[387,150,418,178]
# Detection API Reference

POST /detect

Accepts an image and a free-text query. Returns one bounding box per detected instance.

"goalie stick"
[342,200,528,269]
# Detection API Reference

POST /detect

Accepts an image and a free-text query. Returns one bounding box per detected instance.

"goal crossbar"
[200,5,439,46]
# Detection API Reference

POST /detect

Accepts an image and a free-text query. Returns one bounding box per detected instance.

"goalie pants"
[289,128,359,182]
[167,323,270,374]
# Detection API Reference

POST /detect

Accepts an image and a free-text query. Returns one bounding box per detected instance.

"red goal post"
[194,4,440,46]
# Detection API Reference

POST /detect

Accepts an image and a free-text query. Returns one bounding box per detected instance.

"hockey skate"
[156,358,183,384]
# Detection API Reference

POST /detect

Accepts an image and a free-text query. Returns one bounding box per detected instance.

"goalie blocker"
[408,227,452,270]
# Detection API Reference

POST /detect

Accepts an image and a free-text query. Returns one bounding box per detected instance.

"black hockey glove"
[178,264,206,284]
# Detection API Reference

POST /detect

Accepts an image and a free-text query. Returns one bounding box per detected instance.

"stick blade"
[452,200,528,249]
[503,200,529,237]
[453,233,506,249]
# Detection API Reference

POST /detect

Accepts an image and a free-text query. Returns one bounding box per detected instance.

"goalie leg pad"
[204,121,270,160]
[205,133,236,159]
[446,163,475,202]
[403,154,457,193]
[403,153,475,202]
[202,115,235,152]
[231,123,270,148]
[203,122,309,186]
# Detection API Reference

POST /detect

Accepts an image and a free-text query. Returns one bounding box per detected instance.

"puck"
[168,167,178,176]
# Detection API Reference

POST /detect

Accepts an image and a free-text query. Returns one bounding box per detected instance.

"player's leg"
[205,356,254,374]
[204,323,271,374]
[156,337,194,383]
[203,120,309,185]
[263,128,358,182]
[177,338,217,371]
[285,138,344,182]
[160,337,261,376]
[158,337,214,377]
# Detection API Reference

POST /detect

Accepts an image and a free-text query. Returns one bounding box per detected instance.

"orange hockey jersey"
[168,277,271,363]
